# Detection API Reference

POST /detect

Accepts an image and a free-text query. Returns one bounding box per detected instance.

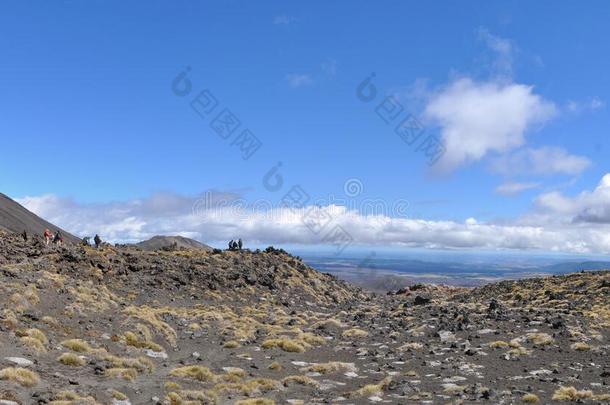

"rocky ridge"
[0,231,608,404]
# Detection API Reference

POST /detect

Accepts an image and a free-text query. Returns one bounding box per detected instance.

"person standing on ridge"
[228,240,234,250]
[53,230,63,245]
[238,238,243,250]
[44,228,53,246]
[94,234,102,248]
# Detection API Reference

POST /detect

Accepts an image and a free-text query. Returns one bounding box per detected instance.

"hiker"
[237,238,243,250]
[22,230,28,242]
[53,230,63,245]
[81,237,91,246]
[94,234,102,248]
[232,240,238,250]
[228,240,234,250]
[44,228,53,246]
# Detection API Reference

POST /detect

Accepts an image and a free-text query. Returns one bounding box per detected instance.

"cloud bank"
[16,175,610,254]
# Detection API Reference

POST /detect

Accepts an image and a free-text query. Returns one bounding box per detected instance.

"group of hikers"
[42,228,64,245]
[31,228,104,248]
[228,238,243,251]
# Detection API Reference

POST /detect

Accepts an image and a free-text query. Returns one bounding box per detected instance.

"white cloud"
[495,181,540,196]
[490,146,591,176]
[15,178,610,254]
[478,28,515,78]
[566,97,605,114]
[533,174,610,224]
[285,73,313,88]
[424,78,556,172]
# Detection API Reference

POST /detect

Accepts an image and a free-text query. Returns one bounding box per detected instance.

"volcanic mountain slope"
[0,193,79,244]
[136,235,213,252]
[0,231,608,404]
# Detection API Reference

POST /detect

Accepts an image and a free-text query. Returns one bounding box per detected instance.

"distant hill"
[136,235,213,251]
[0,192,79,243]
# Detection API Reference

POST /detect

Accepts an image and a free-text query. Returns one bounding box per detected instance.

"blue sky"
[2,1,610,254]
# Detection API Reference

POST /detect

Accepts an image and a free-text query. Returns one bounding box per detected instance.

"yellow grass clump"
[102,354,154,373]
[20,336,47,352]
[61,339,92,353]
[214,378,280,396]
[311,318,343,330]
[522,393,540,403]
[235,399,275,405]
[570,342,591,351]
[262,338,305,353]
[49,390,100,404]
[58,352,86,367]
[1,309,19,329]
[123,305,178,346]
[105,367,138,382]
[111,390,128,400]
[0,367,40,387]
[268,361,282,371]
[170,365,215,382]
[342,328,369,338]
[124,331,165,352]
[165,390,218,404]
[282,375,319,388]
[527,333,554,346]
[300,362,356,374]
[443,384,466,394]
[489,340,509,349]
[398,342,423,351]
[349,377,392,398]
[165,381,182,390]
[552,386,593,401]
[223,340,240,349]
[297,332,326,346]
[18,328,48,352]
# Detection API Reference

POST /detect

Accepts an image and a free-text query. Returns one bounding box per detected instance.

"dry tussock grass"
[522,393,540,403]
[0,367,40,387]
[170,365,215,382]
[58,352,86,367]
[235,399,275,405]
[552,386,593,401]
[61,338,93,353]
[49,390,100,405]
[282,375,319,388]
[124,330,164,352]
[300,362,356,374]
[348,377,392,398]
[526,333,554,346]
[342,328,369,338]
[261,338,305,353]
[165,390,218,404]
